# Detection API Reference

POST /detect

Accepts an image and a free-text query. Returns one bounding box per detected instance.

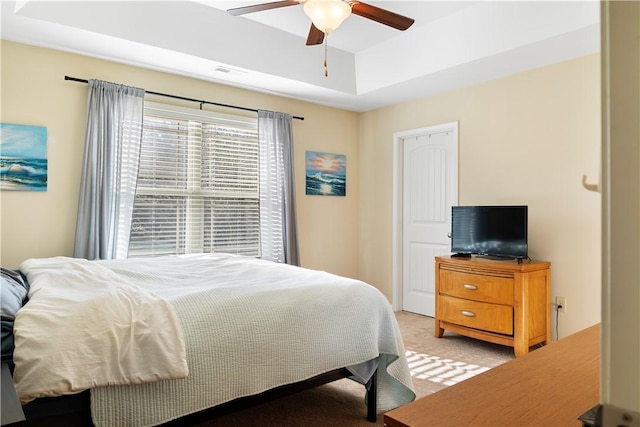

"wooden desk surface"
[384,324,600,427]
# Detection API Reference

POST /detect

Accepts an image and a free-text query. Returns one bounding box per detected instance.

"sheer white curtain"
[73,80,145,260]
[258,110,300,265]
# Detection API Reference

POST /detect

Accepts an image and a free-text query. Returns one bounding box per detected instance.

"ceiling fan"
[227,0,415,46]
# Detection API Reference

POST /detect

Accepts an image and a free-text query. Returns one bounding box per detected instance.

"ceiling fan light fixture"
[303,0,351,34]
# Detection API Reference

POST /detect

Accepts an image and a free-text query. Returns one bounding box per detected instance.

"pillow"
[1,320,15,365]
[1,268,29,365]
[1,268,29,320]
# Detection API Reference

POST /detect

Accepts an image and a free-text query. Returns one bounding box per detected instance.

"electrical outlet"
[555,296,567,313]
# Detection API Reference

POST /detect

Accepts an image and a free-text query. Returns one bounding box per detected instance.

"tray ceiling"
[1,1,600,112]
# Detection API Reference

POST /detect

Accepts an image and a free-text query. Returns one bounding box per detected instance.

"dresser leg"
[435,320,445,338]
[514,341,529,357]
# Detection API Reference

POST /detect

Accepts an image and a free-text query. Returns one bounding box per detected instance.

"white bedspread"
[13,257,189,403]
[15,254,415,426]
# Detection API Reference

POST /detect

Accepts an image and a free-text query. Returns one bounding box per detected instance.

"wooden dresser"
[435,256,551,356]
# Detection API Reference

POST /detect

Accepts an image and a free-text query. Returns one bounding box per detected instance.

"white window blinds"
[128,103,259,258]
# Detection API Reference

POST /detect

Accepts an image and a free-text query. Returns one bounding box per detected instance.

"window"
[128,103,260,258]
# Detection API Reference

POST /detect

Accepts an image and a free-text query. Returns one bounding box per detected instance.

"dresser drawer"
[438,295,513,335]
[439,270,513,305]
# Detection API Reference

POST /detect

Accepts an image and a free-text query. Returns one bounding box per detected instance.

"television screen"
[451,205,528,259]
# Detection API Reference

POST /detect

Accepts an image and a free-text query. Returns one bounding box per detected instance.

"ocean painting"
[305,151,346,196]
[0,123,48,191]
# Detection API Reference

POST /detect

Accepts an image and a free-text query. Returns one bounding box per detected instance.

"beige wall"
[359,54,602,338]
[1,41,602,338]
[0,41,360,278]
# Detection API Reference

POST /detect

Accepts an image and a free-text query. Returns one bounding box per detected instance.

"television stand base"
[451,253,472,258]
[477,254,517,261]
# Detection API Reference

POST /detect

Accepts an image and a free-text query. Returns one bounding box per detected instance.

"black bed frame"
[19,367,378,426]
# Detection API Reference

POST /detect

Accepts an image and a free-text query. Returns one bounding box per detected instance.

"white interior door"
[400,123,458,317]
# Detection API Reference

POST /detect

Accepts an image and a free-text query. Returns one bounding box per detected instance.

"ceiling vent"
[214,66,248,77]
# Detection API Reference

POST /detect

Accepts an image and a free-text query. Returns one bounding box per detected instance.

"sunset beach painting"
[305,151,346,196]
[0,123,48,191]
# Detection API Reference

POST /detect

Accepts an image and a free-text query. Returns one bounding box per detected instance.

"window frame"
[128,101,260,258]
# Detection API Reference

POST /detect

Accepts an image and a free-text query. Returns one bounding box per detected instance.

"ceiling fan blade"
[350,1,415,31]
[228,0,300,16]
[306,24,325,46]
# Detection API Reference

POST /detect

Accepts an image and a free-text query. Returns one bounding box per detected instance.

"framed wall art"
[0,123,48,191]
[305,151,346,196]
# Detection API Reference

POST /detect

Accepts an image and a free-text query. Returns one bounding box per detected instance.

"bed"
[2,253,415,426]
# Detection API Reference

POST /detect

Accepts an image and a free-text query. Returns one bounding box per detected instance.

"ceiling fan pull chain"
[324,35,328,77]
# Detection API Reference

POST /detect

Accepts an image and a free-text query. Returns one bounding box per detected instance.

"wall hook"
[582,174,600,193]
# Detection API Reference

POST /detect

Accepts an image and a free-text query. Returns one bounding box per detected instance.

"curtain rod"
[64,76,304,121]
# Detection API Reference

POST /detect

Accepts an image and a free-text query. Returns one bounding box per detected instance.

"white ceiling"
[1,1,600,112]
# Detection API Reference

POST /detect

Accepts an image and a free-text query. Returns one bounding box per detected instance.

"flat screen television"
[451,205,528,260]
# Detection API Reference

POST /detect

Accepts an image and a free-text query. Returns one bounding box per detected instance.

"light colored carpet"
[196,311,515,426]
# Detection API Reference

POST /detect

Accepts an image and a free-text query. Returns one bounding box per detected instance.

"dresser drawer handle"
[463,284,478,290]
[461,310,476,317]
